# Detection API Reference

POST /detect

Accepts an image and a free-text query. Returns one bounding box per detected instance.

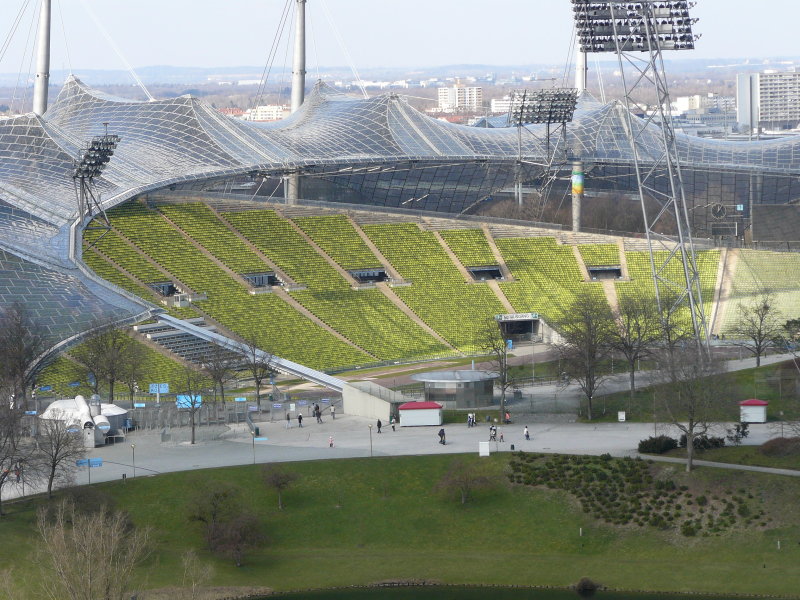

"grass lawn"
[659,444,800,470]
[1,454,800,598]
[592,359,800,424]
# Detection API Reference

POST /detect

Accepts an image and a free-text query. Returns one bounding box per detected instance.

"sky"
[0,0,798,75]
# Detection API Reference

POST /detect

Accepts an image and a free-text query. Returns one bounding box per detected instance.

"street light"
[130,444,136,478]
[368,424,373,457]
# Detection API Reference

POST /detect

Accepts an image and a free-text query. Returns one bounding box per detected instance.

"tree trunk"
[278,491,283,510]
[686,432,694,472]
[48,466,56,499]
[586,394,593,421]
[460,489,466,504]
[109,378,115,404]
[191,412,196,445]
[756,354,761,368]
[255,382,261,410]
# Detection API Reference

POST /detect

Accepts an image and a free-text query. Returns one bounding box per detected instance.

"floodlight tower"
[508,88,578,212]
[286,0,307,204]
[73,124,120,249]
[571,0,708,350]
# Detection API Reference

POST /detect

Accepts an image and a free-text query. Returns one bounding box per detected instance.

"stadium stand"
[495,237,607,323]
[720,249,800,333]
[293,214,383,271]
[439,229,498,267]
[578,243,621,267]
[222,209,452,360]
[362,223,507,351]
[106,202,370,371]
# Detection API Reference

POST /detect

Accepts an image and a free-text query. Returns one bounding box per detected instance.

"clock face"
[711,203,727,219]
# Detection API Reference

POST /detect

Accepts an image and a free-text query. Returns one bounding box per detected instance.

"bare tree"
[240,330,274,410]
[36,500,150,600]
[730,292,783,367]
[210,511,263,567]
[479,319,515,422]
[201,343,237,406]
[655,347,730,472]
[262,464,298,510]
[0,302,48,409]
[181,549,213,599]
[188,481,241,551]
[555,291,616,420]
[179,366,206,445]
[36,410,86,499]
[610,292,660,403]
[0,389,39,516]
[434,458,496,505]
[119,340,147,408]
[72,323,138,404]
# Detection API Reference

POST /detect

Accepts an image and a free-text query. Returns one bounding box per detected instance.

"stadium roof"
[1,77,800,355]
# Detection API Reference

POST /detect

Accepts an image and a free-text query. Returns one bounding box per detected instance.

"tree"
[201,343,237,406]
[240,330,275,410]
[36,410,86,499]
[610,292,660,403]
[0,389,39,517]
[72,323,138,404]
[0,302,48,409]
[188,481,263,566]
[179,366,207,445]
[478,319,514,423]
[181,549,213,599]
[36,500,150,600]
[555,291,616,420]
[730,291,783,367]
[262,464,298,510]
[119,341,147,407]
[655,346,730,472]
[434,458,496,505]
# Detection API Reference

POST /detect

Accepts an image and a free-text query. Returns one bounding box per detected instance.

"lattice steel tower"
[572,1,709,349]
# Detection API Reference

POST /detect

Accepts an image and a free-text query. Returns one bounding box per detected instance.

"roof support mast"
[33,0,51,116]
[286,0,306,203]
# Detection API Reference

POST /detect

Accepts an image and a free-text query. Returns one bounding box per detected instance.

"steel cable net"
[0,76,794,261]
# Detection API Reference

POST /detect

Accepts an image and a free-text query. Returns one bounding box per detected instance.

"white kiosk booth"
[739,399,768,424]
[398,401,443,427]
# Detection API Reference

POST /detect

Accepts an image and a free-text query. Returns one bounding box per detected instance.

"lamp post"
[368,424,373,457]
[131,444,136,478]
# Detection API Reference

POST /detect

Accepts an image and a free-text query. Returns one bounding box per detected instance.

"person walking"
[524,425,530,441]
[438,428,446,445]
[285,412,291,429]
[376,419,382,433]
[390,415,396,431]
[329,435,334,448]
[297,413,303,427]
[331,405,336,420]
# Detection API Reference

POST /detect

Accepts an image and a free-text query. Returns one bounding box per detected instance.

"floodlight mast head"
[72,133,120,181]
[571,1,699,53]
[509,88,579,126]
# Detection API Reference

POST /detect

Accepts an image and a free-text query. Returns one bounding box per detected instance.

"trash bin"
[510,444,515,451]
[254,426,260,436]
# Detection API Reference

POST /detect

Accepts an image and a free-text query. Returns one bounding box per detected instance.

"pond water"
[264,586,756,600]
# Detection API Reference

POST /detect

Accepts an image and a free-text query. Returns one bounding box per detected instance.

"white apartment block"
[437,85,483,112]
[737,71,800,131]
[674,93,735,114]
[490,97,513,114]
[242,105,291,122]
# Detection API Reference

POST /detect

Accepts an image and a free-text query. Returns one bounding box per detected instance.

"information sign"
[39,385,52,392]
[133,403,146,408]
[234,397,247,402]
[89,458,103,467]
[149,383,169,394]
[24,410,37,416]
[272,403,282,410]
[253,437,268,442]
[176,394,202,408]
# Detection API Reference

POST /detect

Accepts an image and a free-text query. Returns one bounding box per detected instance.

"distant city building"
[674,93,735,114]
[737,70,800,132]
[490,96,512,114]
[218,107,244,118]
[437,85,483,112]
[242,104,290,122]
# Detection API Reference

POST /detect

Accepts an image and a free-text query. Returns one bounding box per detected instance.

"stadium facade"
[1,76,800,359]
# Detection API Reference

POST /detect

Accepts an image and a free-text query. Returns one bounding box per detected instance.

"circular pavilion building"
[410,370,497,409]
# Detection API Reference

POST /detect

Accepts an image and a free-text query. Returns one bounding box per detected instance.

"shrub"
[575,577,600,597]
[679,434,725,449]
[759,437,800,458]
[695,495,708,506]
[638,435,678,454]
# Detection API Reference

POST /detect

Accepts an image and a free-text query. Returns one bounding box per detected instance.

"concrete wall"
[342,382,392,421]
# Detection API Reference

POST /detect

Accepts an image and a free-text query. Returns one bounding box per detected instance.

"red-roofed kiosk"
[739,399,768,424]
[398,401,443,427]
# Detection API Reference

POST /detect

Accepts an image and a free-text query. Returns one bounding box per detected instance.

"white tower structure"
[287,0,307,203]
[33,0,52,116]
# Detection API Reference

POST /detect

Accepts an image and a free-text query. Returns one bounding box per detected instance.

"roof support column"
[33,0,52,116]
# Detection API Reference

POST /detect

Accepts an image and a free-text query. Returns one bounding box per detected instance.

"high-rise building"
[737,70,800,132]
[437,85,483,112]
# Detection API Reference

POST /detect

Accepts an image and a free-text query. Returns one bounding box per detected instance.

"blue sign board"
[253,437,268,441]
[736,204,744,211]
[68,381,80,387]
[133,403,146,408]
[76,459,89,466]
[149,383,169,394]
[297,400,308,406]
[272,403,282,409]
[506,339,513,350]
[39,385,52,392]
[89,458,103,467]
[87,373,96,386]
[247,406,259,412]
[24,410,37,416]
[234,397,247,402]
[176,394,201,408]
[321,398,330,404]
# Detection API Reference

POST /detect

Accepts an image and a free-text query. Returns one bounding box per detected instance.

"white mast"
[33,0,52,116]
[290,0,307,113]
